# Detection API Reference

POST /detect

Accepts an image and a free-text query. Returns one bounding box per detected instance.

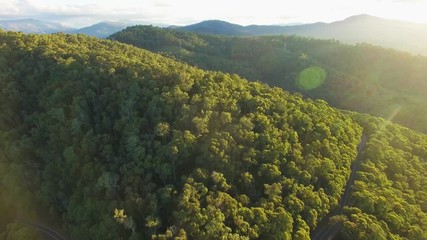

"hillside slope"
[339,113,427,240]
[0,31,361,239]
[110,26,427,134]
[0,31,426,240]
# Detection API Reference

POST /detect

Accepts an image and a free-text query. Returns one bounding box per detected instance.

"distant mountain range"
[1,15,427,55]
[0,19,74,34]
[70,21,130,38]
[176,15,427,56]
[0,19,157,38]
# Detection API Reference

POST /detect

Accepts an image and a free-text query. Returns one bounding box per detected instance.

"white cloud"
[1,0,427,28]
[0,0,33,18]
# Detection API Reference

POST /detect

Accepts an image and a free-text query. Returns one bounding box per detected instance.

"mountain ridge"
[0,19,160,38]
[2,14,427,55]
[0,18,75,34]
[70,21,130,38]
[175,14,427,55]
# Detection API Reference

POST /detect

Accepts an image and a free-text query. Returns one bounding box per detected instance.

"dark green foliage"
[110,26,427,134]
[0,30,426,240]
[0,31,363,239]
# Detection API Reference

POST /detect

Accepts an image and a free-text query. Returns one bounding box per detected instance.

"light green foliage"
[335,114,427,239]
[0,30,424,240]
[0,31,361,239]
[111,26,427,134]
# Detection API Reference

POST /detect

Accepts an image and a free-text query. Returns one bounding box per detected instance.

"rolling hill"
[110,25,427,134]
[0,29,426,240]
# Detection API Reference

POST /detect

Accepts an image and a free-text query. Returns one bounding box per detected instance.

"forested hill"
[0,31,426,240]
[110,25,427,134]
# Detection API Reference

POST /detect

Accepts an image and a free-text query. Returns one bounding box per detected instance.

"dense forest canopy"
[110,26,427,134]
[343,114,427,239]
[0,30,426,239]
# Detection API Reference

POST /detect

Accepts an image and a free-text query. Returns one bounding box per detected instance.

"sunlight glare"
[386,104,402,123]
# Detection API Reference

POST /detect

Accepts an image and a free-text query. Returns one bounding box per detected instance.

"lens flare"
[375,104,402,134]
[296,66,327,90]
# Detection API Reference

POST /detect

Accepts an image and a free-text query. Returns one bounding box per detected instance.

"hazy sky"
[1,0,427,27]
